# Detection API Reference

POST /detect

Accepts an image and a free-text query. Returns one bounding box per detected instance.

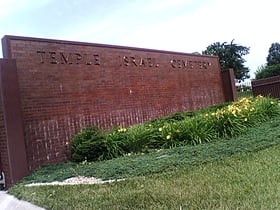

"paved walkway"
[0,191,45,210]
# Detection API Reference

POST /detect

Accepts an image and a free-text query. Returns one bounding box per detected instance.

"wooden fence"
[251,75,280,99]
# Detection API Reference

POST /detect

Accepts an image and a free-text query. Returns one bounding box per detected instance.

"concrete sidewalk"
[0,191,45,210]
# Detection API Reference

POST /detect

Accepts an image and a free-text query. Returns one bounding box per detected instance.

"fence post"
[221,68,237,102]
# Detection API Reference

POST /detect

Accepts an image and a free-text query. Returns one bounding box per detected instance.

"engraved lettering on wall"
[36,51,101,65]
[121,56,159,67]
[170,59,212,69]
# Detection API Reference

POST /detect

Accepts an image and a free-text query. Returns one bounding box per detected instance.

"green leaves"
[255,42,280,79]
[267,42,280,66]
[71,127,125,162]
[71,97,280,163]
[202,40,250,81]
[255,63,280,79]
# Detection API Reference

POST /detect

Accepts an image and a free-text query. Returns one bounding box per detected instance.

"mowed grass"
[9,116,280,210]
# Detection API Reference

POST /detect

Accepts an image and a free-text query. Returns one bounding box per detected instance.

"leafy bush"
[71,127,124,162]
[106,125,154,153]
[252,95,280,120]
[255,64,280,79]
[71,97,280,162]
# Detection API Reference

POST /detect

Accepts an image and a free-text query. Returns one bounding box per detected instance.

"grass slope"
[8,116,280,209]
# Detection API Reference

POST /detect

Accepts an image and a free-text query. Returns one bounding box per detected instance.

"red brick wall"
[0,78,11,187]
[0,59,29,188]
[2,36,225,171]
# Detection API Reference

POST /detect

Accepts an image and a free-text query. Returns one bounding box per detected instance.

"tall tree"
[267,42,280,66]
[202,40,250,81]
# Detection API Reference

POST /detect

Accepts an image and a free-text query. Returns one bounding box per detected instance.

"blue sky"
[1,0,280,78]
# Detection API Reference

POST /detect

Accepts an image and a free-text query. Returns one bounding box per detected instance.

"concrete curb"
[0,191,45,210]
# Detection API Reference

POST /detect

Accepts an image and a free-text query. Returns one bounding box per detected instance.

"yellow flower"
[244,118,248,122]
[159,127,163,132]
[205,113,209,117]
[118,128,127,132]
[166,135,171,140]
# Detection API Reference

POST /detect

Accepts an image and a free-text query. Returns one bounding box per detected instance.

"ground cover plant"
[8,115,280,209]
[71,96,280,162]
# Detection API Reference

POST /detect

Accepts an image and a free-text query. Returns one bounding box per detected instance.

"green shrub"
[255,64,280,79]
[153,122,185,148]
[177,117,217,145]
[71,127,124,162]
[252,95,280,121]
[106,125,154,153]
[71,127,103,162]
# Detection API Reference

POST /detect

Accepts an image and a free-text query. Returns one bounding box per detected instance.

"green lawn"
[9,116,280,209]
[237,90,253,99]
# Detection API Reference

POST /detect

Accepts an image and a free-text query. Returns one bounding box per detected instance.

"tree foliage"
[266,42,280,66]
[255,64,280,79]
[202,40,250,81]
[254,42,280,79]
